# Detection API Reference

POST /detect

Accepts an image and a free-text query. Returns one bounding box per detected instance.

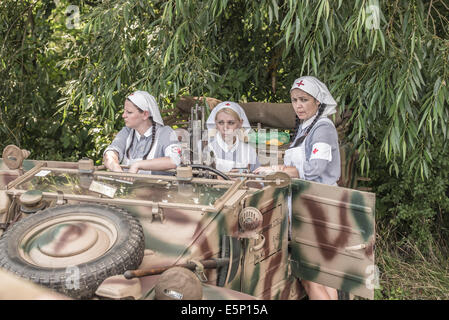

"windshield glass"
[16,171,230,207]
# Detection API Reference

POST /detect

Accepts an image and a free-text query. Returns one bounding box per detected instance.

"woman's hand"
[253,165,285,175]
[103,151,123,172]
[110,164,123,172]
[115,161,141,183]
[128,161,142,174]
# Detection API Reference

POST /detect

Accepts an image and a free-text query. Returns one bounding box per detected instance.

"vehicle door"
[289,179,376,299]
[239,184,293,299]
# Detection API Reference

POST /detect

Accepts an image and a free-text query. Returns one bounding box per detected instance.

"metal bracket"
[150,204,165,223]
[56,190,67,205]
[345,243,367,251]
[250,234,266,252]
[189,259,208,282]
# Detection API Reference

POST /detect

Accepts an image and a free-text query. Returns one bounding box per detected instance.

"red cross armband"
[309,142,332,162]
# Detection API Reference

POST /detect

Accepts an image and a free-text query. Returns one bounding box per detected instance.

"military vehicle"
[0,99,375,300]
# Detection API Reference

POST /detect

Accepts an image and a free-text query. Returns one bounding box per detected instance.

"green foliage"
[0,0,449,230]
[375,221,449,300]
[0,0,448,248]
[0,0,91,160]
[58,0,449,177]
[1,1,448,298]
[2,0,448,172]
[368,132,449,252]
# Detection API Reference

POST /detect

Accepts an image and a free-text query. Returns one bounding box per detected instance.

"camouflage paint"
[340,270,366,294]
[289,179,375,299]
[240,185,292,299]
[0,152,376,300]
[20,223,83,254]
[350,192,374,242]
[290,256,321,281]
[142,229,190,257]
[247,262,261,295]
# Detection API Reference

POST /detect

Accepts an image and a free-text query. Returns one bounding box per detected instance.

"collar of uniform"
[301,113,328,130]
[216,132,239,153]
[301,115,316,130]
[134,126,153,141]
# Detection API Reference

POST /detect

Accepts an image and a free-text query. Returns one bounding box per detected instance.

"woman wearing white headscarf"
[254,76,340,299]
[203,101,259,173]
[103,90,181,175]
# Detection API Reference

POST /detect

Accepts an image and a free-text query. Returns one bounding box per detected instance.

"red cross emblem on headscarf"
[297,80,305,87]
[313,148,318,154]
[225,103,230,106]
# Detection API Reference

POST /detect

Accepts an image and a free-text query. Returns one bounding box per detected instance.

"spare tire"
[0,204,145,299]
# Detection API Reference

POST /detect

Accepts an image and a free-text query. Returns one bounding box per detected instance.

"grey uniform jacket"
[104,124,181,175]
[290,118,341,185]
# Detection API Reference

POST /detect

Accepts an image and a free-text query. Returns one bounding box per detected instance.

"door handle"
[345,243,366,251]
[250,235,266,252]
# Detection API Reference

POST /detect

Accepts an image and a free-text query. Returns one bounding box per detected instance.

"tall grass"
[375,221,449,300]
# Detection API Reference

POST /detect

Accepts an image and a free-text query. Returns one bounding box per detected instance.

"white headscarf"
[290,76,337,117]
[127,90,164,126]
[206,101,251,130]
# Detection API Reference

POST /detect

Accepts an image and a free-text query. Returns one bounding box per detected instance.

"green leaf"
[285,20,292,49]
[163,43,173,67]
[272,0,279,21]
[316,0,325,30]
[294,16,300,43]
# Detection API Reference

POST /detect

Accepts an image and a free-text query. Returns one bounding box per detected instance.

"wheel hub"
[19,214,118,268]
[38,223,99,257]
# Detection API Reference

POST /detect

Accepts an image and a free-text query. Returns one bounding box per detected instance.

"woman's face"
[122,100,149,129]
[290,88,320,121]
[215,110,242,142]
